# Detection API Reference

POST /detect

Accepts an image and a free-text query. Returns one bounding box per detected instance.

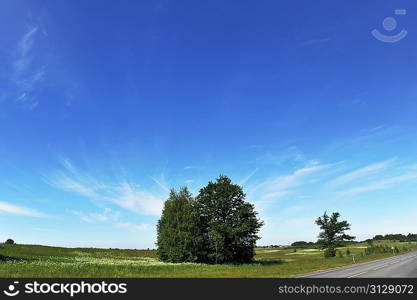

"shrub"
[346,248,351,256]
[365,244,406,256]
[337,250,343,258]
[5,239,14,245]
[324,248,336,257]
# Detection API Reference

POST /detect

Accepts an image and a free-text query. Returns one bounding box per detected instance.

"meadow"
[1,241,416,278]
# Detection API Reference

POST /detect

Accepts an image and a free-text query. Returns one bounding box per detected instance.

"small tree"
[5,239,14,245]
[315,211,355,257]
[156,187,202,263]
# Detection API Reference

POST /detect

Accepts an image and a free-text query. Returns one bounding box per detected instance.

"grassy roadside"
[1,241,416,278]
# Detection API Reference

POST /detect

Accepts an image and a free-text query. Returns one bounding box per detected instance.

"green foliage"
[156,188,202,263]
[337,250,343,258]
[372,233,417,242]
[346,248,351,256]
[365,244,403,256]
[323,248,336,258]
[315,211,355,257]
[291,241,317,248]
[157,175,263,264]
[195,175,264,264]
[5,239,15,245]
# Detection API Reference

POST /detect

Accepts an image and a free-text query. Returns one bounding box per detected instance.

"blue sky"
[1,0,417,248]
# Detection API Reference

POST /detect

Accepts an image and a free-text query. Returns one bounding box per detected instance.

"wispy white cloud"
[185,179,193,185]
[111,183,164,216]
[326,125,397,152]
[13,26,38,74]
[45,173,100,199]
[343,173,417,195]
[58,156,77,174]
[72,208,120,223]
[8,25,45,110]
[248,163,332,203]
[260,190,291,201]
[44,157,165,217]
[184,166,198,170]
[116,222,149,232]
[360,125,386,134]
[238,168,259,186]
[72,207,150,233]
[0,201,50,218]
[328,158,396,188]
[19,26,38,57]
[256,146,306,165]
[150,176,170,193]
[15,92,27,103]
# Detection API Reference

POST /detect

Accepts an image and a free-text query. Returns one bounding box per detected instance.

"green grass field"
[1,241,416,277]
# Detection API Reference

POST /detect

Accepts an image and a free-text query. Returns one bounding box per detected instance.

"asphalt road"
[298,250,417,278]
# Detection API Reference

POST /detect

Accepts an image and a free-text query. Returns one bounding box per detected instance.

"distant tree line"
[157,175,263,264]
[258,245,289,249]
[291,241,317,248]
[292,233,417,250]
[367,233,417,243]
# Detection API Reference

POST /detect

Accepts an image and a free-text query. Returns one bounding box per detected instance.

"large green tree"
[156,187,202,263]
[315,211,355,257]
[195,175,263,264]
